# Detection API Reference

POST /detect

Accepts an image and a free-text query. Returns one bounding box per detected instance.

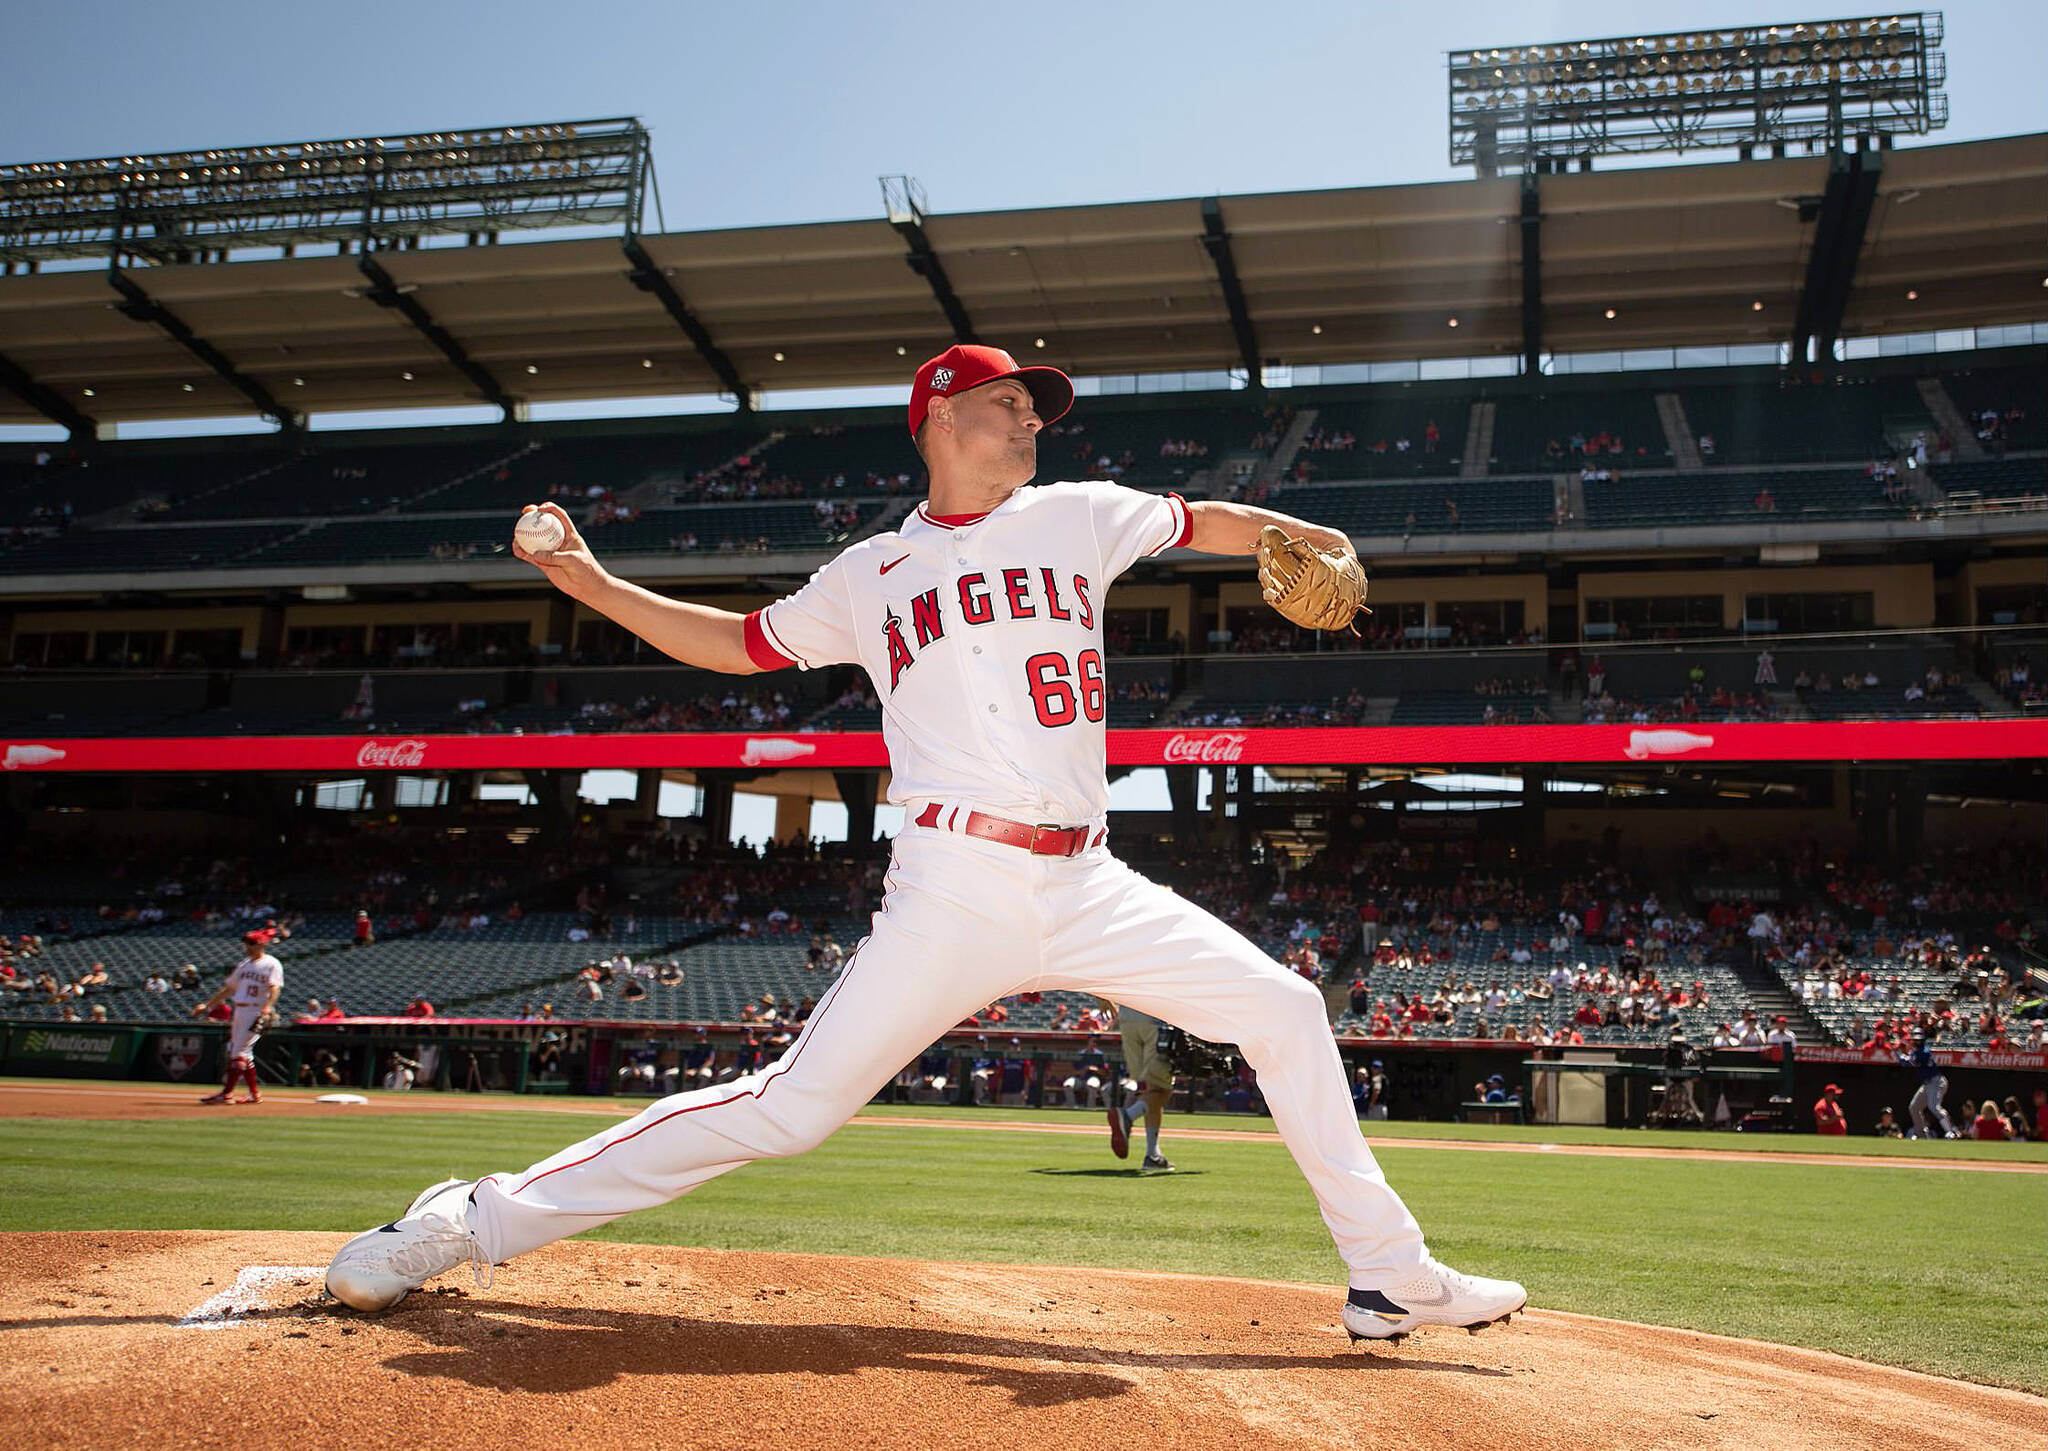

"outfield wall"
[7,1019,2040,1137]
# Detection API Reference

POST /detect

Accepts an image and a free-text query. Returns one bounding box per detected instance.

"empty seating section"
[1,672,211,736]
[585,501,887,554]
[162,443,508,520]
[1294,395,1464,479]
[2,913,721,1023]
[1935,456,2048,503]
[5,453,273,526]
[1388,691,1545,726]
[1798,692,1978,720]
[1267,478,1552,536]
[1041,400,1264,487]
[1581,467,1905,527]
[258,513,516,565]
[757,422,913,491]
[1173,696,1365,726]
[1681,381,1886,464]
[806,702,882,731]
[407,431,755,513]
[0,521,300,575]
[1489,389,1668,472]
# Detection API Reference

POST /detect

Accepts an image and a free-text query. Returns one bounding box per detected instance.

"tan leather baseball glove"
[1256,525,1369,632]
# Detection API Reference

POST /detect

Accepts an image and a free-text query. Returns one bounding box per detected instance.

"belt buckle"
[1029,822,1068,856]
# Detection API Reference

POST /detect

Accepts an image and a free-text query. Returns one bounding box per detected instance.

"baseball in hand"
[514,510,566,556]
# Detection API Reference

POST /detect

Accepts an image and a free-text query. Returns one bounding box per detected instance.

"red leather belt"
[914,803,1095,858]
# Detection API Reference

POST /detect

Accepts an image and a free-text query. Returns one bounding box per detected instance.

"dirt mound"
[3,1233,2041,1451]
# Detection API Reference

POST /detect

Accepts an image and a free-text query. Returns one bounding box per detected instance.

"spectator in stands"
[1872,1106,1904,1137]
[1812,1083,1847,1135]
[1697,433,1715,459]
[2001,1096,2032,1142]
[352,909,374,948]
[382,1052,420,1091]
[1753,487,1776,513]
[403,995,435,1018]
[1971,1099,2012,1141]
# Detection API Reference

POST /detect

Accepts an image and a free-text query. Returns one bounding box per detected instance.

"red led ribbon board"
[1,721,2040,773]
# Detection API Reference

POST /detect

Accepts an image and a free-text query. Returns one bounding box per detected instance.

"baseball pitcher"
[326,344,1522,1344]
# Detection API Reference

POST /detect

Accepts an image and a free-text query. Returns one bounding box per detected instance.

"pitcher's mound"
[4,1233,2041,1451]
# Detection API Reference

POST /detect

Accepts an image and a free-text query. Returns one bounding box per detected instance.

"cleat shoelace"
[387,1211,494,1291]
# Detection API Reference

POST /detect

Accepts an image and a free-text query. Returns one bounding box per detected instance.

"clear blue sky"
[6,1,2041,227]
[3,2,2040,439]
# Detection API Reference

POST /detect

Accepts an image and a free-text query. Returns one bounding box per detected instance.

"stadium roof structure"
[0,132,2041,432]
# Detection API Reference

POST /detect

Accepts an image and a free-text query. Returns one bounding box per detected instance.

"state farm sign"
[356,739,429,769]
[1162,731,1250,764]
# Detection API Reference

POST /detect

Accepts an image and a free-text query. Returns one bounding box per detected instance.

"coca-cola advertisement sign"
[356,739,429,769]
[1162,731,1250,764]
[0,720,2037,773]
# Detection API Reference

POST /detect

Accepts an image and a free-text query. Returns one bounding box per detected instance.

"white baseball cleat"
[1342,1257,1526,1342]
[325,1178,492,1312]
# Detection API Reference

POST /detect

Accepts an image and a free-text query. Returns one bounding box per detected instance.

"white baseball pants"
[467,820,1431,1285]
[228,1005,266,1061]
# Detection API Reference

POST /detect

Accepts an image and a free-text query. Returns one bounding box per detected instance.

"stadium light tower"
[1449,14,1947,175]
[0,120,652,266]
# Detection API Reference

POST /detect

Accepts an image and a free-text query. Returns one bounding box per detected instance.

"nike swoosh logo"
[879,554,911,575]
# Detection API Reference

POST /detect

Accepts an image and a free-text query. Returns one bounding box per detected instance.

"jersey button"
[987,704,998,713]
[972,646,982,655]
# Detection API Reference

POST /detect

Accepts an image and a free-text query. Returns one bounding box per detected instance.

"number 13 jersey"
[743,481,1192,822]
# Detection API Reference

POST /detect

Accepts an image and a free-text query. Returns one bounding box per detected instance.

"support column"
[1165,765,1200,844]
[833,770,880,844]
[774,794,810,846]
[699,774,736,845]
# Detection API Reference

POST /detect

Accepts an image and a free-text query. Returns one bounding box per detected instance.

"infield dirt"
[5,1231,2044,1451]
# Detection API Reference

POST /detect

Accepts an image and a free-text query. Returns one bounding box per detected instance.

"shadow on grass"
[1026,1167,1210,1178]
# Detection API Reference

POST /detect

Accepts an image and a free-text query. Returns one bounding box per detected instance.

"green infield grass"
[0,1100,2041,1394]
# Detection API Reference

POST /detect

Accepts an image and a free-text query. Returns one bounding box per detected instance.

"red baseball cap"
[907,344,1073,438]
[243,929,273,946]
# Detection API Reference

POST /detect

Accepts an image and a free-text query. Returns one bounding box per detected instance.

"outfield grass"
[856,1101,2048,1161]
[0,1104,2040,1394]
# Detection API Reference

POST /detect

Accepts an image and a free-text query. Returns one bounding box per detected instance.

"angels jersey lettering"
[229,955,283,1006]
[742,482,1192,822]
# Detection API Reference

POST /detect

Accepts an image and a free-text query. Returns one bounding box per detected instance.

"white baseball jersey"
[463,475,1440,1298]
[743,482,1192,822]
[228,954,283,1007]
